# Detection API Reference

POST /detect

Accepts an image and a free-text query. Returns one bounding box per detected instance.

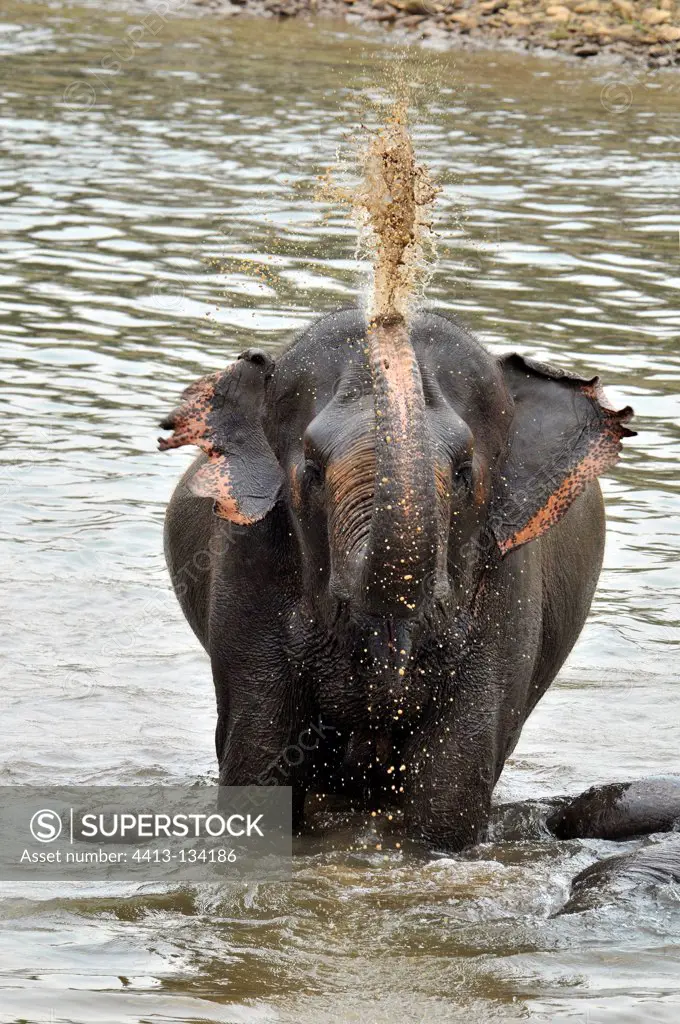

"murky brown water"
[1,2,679,1021]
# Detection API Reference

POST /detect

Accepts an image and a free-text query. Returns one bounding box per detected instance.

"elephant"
[559,836,680,914]
[159,306,646,852]
[489,778,680,845]
[546,778,680,913]
[546,777,680,842]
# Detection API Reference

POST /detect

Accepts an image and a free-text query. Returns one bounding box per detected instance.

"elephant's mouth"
[313,612,430,777]
[349,613,428,721]
[355,614,415,677]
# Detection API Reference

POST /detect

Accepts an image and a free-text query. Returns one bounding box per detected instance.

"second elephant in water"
[160,308,637,851]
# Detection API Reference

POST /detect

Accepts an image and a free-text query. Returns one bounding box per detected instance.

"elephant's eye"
[303,459,323,487]
[454,461,473,493]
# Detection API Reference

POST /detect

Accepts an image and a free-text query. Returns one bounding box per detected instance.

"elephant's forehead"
[271,308,510,442]
[276,307,500,380]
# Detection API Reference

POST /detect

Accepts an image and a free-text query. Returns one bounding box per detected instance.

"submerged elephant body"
[547,777,680,841]
[161,308,635,851]
[560,837,680,915]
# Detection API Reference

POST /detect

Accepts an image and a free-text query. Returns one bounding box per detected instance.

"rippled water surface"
[1,2,679,1021]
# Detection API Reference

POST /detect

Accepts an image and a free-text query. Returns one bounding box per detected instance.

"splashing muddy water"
[321,99,440,324]
[320,96,442,570]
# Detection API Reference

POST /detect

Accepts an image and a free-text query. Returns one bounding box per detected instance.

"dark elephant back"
[548,777,680,841]
[560,836,680,914]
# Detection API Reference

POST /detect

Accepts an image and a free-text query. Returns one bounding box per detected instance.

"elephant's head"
[159,309,634,629]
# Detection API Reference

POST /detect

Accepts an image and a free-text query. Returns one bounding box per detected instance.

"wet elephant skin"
[559,836,680,915]
[160,307,636,852]
[547,777,680,841]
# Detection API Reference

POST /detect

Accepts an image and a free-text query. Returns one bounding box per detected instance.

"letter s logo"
[30,809,63,843]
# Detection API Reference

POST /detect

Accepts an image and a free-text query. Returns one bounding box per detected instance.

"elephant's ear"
[489,354,635,556]
[158,348,283,525]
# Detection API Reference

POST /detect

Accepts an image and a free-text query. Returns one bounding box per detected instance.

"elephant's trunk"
[358,315,438,618]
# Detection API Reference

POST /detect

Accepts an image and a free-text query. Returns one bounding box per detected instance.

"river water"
[1,2,679,1021]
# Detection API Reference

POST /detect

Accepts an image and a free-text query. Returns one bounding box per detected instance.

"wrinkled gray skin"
[559,836,680,915]
[494,778,680,845]
[491,778,680,912]
[547,777,680,841]
[554,778,680,913]
[162,308,660,856]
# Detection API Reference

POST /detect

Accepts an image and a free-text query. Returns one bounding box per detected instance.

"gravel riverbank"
[188,0,680,67]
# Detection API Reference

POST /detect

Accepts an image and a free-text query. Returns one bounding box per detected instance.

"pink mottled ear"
[158,349,283,525]
[490,355,636,556]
